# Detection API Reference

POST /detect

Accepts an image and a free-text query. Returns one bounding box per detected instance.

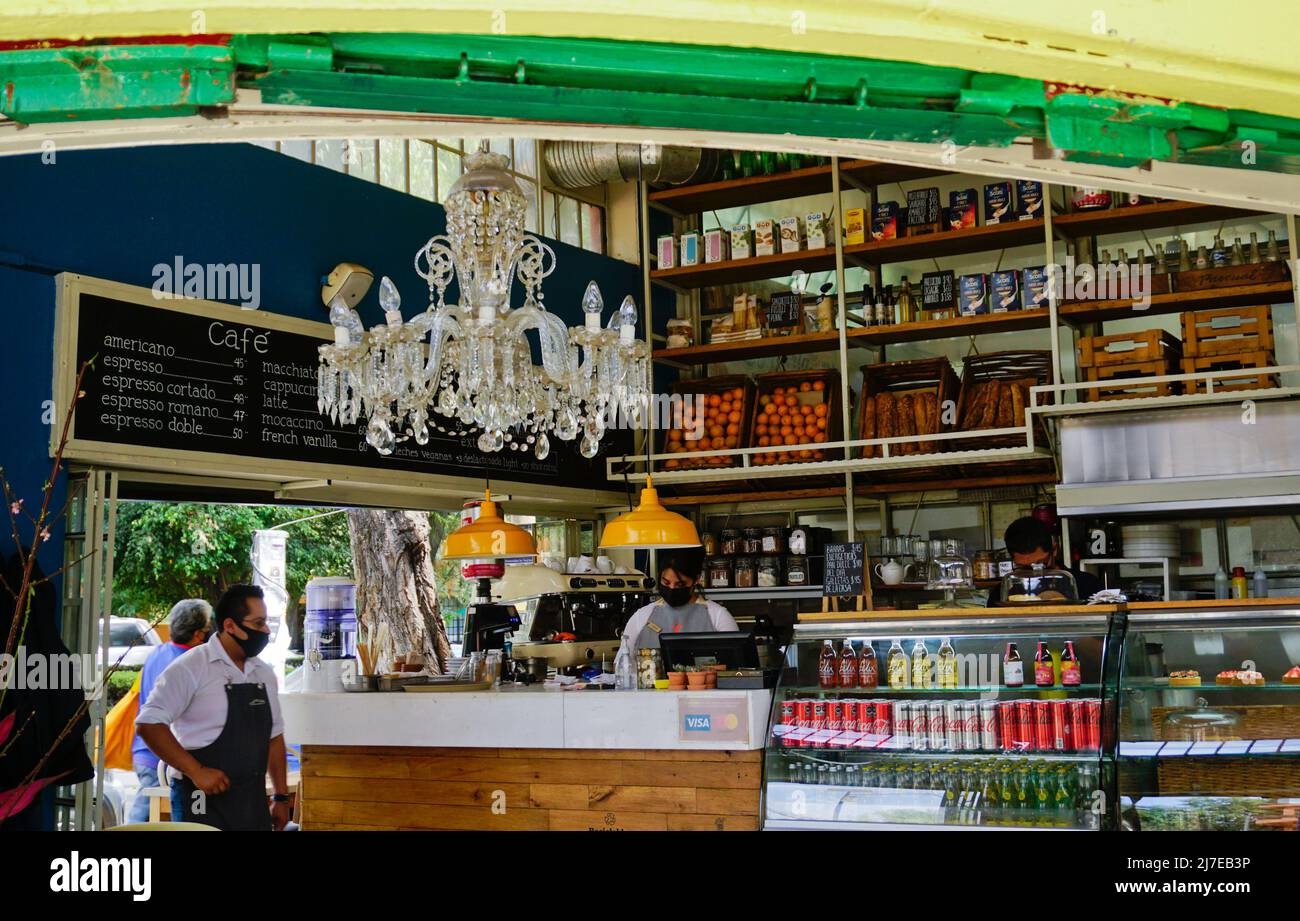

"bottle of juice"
[837,640,858,689]
[910,638,932,689]
[1059,641,1081,687]
[1034,641,1055,687]
[936,636,958,689]
[858,642,879,688]
[886,638,910,689]
[818,639,838,689]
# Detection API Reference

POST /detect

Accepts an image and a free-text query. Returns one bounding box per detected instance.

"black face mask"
[658,583,694,608]
[230,623,270,658]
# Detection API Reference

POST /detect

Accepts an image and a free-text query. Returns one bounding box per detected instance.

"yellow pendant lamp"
[599,475,701,549]
[442,487,537,560]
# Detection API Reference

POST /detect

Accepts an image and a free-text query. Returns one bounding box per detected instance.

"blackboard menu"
[765,292,802,330]
[905,187,941,235]
[921,271,955,313]
[822,541,867,597]
[71,293,612,489]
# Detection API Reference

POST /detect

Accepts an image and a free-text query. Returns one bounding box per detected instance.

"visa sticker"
[684,714,712,732]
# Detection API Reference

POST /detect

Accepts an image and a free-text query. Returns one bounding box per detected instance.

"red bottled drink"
[1034,641,1055,687]
[858,643,878,688]
[1060,641,1081,686]
[837,641,858,688]
[818,639,838,689]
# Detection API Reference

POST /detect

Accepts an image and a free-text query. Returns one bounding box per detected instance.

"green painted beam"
[0,44,234,123]
[253,67,1028,147]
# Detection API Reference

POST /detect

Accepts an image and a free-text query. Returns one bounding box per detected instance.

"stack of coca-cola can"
[996,698,1101,753]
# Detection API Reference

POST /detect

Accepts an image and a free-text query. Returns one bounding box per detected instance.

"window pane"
[345,138,377,182]
[280,139,312,162]
[250,139,277,151]
[437,146,462,202]
[490,137,512,163]
[514,139,538,181]
[559,195,580,248]
[314,138,346,172]
[379,138,407,191]
[582,203,605,254]
[409,140,435,201]
[524,180,539,233]
[462,136,483,155]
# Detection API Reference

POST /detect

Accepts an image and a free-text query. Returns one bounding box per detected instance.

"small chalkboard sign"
[921,270,955,313]
[823,541,868,597]
[905,187,941,236]
[766,292,802,330]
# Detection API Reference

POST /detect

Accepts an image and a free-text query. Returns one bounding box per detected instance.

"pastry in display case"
[1116,605,1300,832]
[763,612,1119,831]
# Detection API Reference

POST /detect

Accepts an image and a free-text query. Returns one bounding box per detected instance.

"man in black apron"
[137,584,290,830]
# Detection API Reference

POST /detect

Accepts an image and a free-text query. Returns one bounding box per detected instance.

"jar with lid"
[720,529,740,556]
[784,554,808,586]
[973,550,998,582]
[742,528,763,555]
[636,648,664,689]
[707,557,734,589]
[761,526,786,554]
[733,557,756,588]
[757,555,783,588]
[701,531,719,556]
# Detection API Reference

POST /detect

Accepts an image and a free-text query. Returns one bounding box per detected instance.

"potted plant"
[667,667,688,690]
[685,666,708,690]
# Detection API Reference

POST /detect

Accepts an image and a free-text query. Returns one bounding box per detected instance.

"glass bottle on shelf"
[886,638,909,688]
[910,638,933,689]
[936,636,958,689]
[1195,245,1210,269]
[1230,238,1245,266]
[614,638,636,691]
[896,275,917,325]
[818,639,838,689]
[1034,641,1055,687]
[1060,640,1081,686]
[1267,229,1281,262]
[1211,235,1228,266]
[1004,642,1024,687]
[1178,239,1192,272]
[1249,231,1262,263]
[837,640,858,688]
[858,642,879,688]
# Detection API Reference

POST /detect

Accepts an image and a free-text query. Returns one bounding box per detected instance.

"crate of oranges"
[659,375,755,471]
[750,369,841,467]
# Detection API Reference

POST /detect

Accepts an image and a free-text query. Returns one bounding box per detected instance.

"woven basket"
[1152,704,1300,796]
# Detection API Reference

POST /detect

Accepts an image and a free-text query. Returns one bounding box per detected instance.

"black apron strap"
[178,681,273,830]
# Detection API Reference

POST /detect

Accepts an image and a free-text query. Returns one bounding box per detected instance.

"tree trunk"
[347,509,451,674]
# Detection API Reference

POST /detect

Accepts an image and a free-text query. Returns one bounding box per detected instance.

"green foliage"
[106,665,141,709]
[113,503,354,616]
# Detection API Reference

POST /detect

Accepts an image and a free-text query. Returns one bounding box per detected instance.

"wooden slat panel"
[621,760,761,789]
[695,787,762,816]
[497,747,647,761]
[410,756,628,785]
[303,821,398,832]
[305,776,528,807]
[526,784,592,810]
[303,798,550,831]
[547,809,670,831]
[586,785,698,813]
[666,813,760,831]
[640,748,762,763]
[301,752,416,779]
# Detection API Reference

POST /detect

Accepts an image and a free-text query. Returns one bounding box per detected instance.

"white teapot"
[874,558,906,585]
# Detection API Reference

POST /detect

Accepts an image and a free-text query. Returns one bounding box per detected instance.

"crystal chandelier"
[317,145,650,459]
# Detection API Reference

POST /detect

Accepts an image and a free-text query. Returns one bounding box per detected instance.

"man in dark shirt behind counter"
[985,517,1103,607]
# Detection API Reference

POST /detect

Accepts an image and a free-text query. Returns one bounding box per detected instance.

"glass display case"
[1117,605,1300,831]
[764,611,1121,831]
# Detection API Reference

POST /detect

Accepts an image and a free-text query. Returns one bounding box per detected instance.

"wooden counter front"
[300,745,763,831]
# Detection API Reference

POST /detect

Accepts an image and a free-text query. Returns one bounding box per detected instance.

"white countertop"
[280,686,774,751]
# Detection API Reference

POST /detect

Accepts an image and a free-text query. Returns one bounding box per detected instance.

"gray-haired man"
[128,599,211,824]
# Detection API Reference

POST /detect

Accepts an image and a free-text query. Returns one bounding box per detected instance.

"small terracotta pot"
[668,671,687,689]
[704,670,717,688]
[686,672,708,689]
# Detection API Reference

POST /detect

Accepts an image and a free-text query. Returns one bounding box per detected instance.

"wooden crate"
[658,374,755,473]
[1181,350,1280,394]
[1181,306,1275,357]
[857,357,960,459]
[1172,258,1289,294]
[749,368,842,468]
[954,350,1053,449]
[1078,329,1182,369]
[1082,358,1181,401]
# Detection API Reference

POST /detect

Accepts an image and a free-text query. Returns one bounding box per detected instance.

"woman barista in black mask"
[620,547,739,651]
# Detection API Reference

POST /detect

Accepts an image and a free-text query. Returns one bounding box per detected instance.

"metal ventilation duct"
[544,141,716,189]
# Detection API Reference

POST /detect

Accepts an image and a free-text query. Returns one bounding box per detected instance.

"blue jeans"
[130,760,160,824]
[169,775,188,822]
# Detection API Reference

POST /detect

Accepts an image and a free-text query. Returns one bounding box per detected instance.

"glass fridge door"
[1118,605,1300,831]
[763,611,1120,831]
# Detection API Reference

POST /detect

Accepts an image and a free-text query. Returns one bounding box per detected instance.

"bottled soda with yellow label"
[886,638,910,689]
[936,636,958,689]
[910,639,932,689]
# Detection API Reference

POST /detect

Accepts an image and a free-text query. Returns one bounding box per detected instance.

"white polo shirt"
[136,633,284,751]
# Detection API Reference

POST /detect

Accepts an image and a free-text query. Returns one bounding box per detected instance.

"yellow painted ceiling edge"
[3,1,1299,120]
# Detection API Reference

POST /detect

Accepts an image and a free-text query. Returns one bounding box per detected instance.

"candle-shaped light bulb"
[618,295,638,344]
[582,280,604,332]
[379,276,402,326]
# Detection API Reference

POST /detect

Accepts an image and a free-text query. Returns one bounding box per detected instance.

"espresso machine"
[496,565,654,672]
[462,576,522,655]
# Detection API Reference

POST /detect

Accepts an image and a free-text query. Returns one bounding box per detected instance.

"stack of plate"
[1121,523,1180,560]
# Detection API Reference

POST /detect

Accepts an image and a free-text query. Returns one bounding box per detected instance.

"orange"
[708,393,721,407]
[813,380,825,391]
[728,410,741,424]
[763,402,778,416]
[814,403,828,417]
[726,423,740,436]
[800,381,812,392]
[784,434,798,446]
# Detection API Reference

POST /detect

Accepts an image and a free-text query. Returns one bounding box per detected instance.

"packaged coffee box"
[679,231,700,267]
[657,234,676,270]
[779,215,804,253]
[949,188,978,231]
[959,273,990,316]
[984,181,1013,224]
[704,228,731,263]
[990,270,1021,312]
[1022,265,1051,308]
[1016,179,1044,220]
[871,201,899,240]
[730,223,753,260]
[845,207,866,245]
[805,211,828,249]
[754,219,777,257]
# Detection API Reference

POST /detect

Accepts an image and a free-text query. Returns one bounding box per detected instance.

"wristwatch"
[271,793,291,803]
